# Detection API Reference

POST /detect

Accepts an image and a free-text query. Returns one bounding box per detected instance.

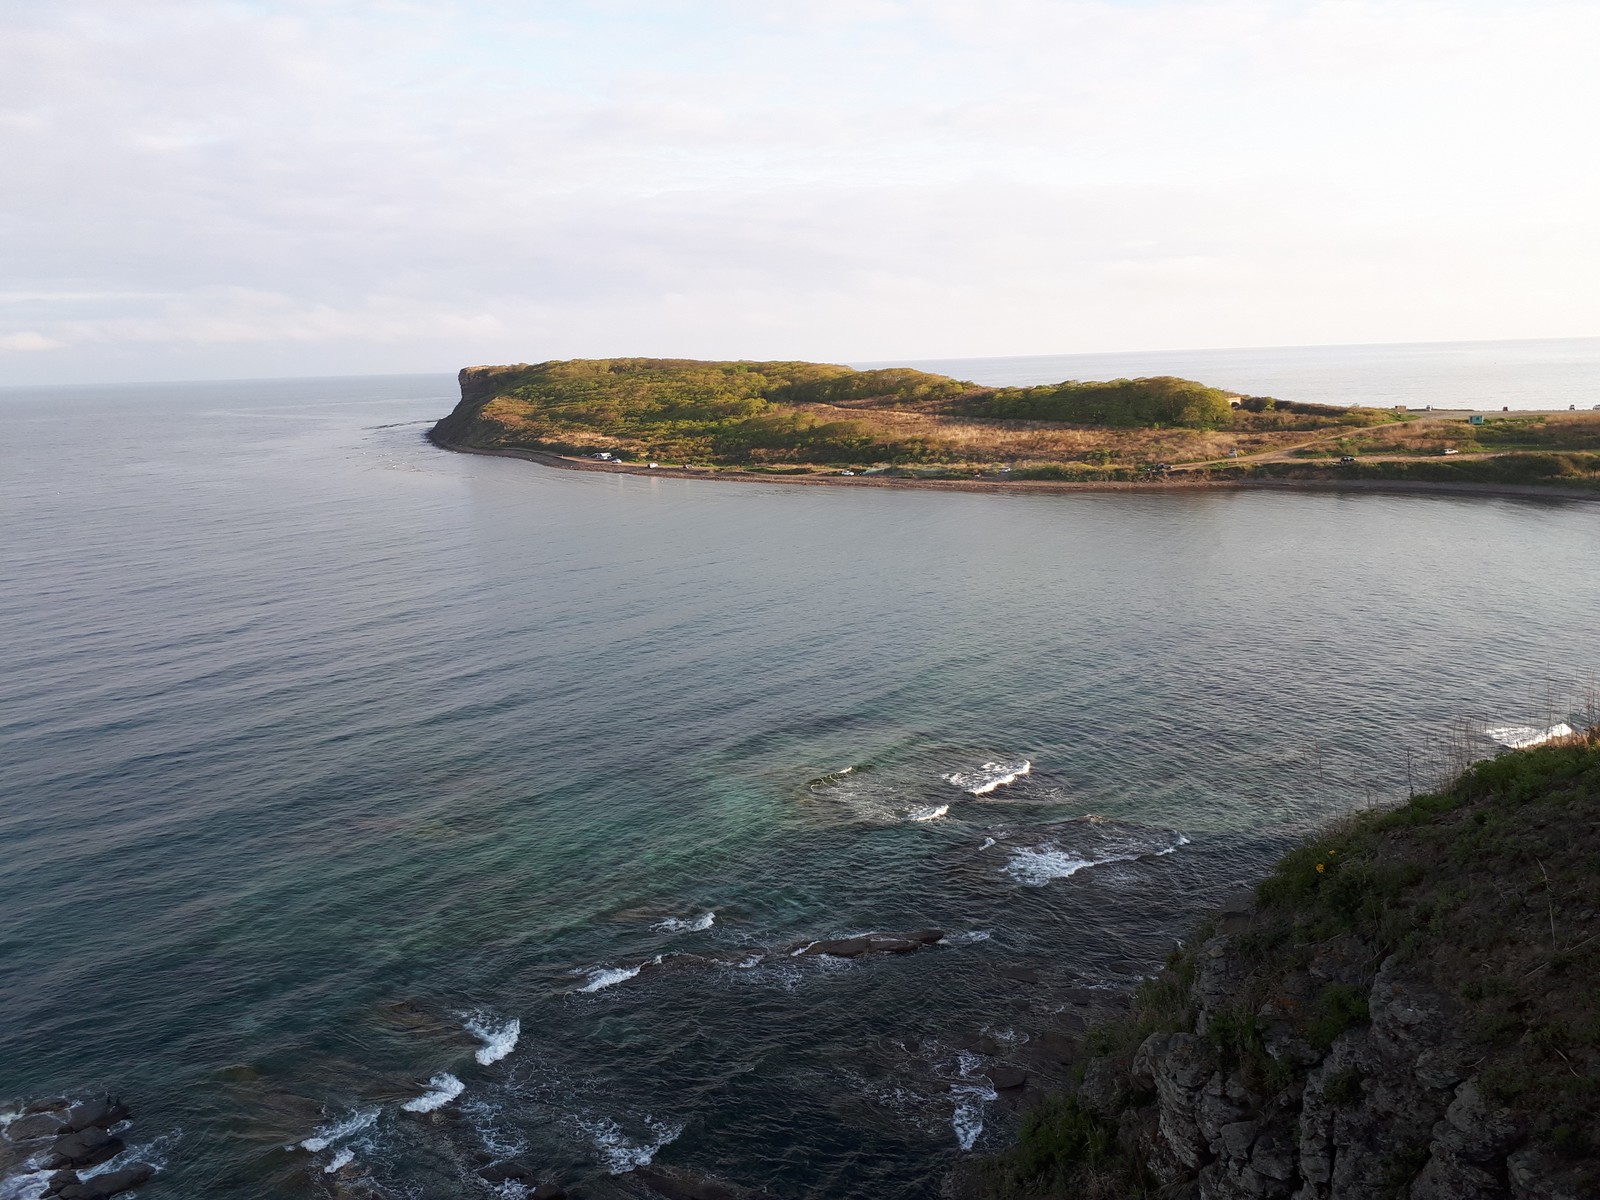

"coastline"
[426,431,1600,504]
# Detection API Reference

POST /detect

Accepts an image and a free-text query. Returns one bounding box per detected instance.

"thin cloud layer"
[3,1,1597,383]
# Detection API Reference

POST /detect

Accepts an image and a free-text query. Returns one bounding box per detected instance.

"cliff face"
[428,365,538,448]
[990,734,1599,1200]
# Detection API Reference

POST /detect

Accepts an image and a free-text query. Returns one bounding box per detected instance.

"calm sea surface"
[884,336,1600,411]
[1,360,1598,1199]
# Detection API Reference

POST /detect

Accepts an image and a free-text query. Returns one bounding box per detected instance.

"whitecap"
[1485,722,1573,749]
[978,836,996,851]
[950,1050,998,1151]
[575,1115,683,1175]
[579,965,640,993]
[300,1108,379,1152]
[907,803,949,822]
[651,911,715,933]
[464,1014,521,1066]
[402,1073,464,1113]
[324,1147,354,1173]
[1003,830,1188,887]
[943,929,992,945]
[944,759,1031,796]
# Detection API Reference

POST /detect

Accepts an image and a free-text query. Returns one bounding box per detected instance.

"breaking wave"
[907,803,949,822]
[944,759,1031,796]
[1004,831,1189,887]
[579,965,641,993]
[300,1108,379,1152]
[950,1051,997,1151]
[1485,722,1573,749]
[464,1014,521,1066]
[402,1073,464,1113]
[652,911,715,933]
[575,1115,684,1175]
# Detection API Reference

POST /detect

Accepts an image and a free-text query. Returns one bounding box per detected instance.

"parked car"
[1338,455,1357,464]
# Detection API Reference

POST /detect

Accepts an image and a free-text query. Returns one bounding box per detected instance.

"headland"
[428,359,1600,501]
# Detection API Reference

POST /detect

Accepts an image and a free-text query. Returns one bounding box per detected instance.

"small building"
[1393,404,1407,411]
[1468,414,1485,426]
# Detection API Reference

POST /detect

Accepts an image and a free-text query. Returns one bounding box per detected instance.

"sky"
[2,0,1597,385]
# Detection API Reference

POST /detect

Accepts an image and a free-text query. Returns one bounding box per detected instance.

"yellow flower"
[1316,863,1326,873]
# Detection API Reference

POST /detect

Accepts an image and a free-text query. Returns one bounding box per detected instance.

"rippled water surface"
[2,374,1597,1199]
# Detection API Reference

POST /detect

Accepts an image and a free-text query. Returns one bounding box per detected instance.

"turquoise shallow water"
[1,373,1598,1199]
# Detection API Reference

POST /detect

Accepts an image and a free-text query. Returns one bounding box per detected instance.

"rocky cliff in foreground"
[974,732,1599,1200]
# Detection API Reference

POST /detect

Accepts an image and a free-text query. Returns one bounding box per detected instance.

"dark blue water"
[2,374,1597,1199]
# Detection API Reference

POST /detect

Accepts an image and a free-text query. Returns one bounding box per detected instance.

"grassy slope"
[988,732,1600,1197]
[433,358,1600,490]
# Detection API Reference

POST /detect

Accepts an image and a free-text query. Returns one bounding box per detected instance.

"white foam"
[978,836,996,851]
[943,929,992,944]
[324,1147,354,1173]
[944,759,1031,796]
[651,911,715,933]
[1485,722,1574,749]
[0,1169,52,1200]
[402,1073,464,1113]
[576,1115,684,1175]
[950,1051,998,1151]
[300,1108,379,1152]
[1004,831,1188,887]
[465,1014,521,1066]
[908,803,949,822]
[579,965,640,993]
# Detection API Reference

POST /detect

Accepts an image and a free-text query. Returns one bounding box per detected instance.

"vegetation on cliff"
[432,359,1600,490]
[985,731,1600,1199]
[431,358,1398,472]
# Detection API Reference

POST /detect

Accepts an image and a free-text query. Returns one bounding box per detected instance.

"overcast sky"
[3,1,1597,384]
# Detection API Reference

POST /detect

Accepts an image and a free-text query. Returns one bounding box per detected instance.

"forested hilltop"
[430,358,1600,491]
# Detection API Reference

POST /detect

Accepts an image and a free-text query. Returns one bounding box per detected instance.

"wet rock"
[984,1065,1029,1091]
[42,1126,124,1170]
[7,1111,68,1141]
[477,1160,534,1184]
[994,965,1040,984]
[63,1099,129,1133]
[799,929,943,958]
[25,1098,70,1115]
[54,1164,155,1200]
[1034,1031,1081,1065]
[634,1163,761,1200]
[529,1186,568,1200]
[42,1170,79,1196]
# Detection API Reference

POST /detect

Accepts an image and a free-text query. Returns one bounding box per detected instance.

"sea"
[1,338,1598,1200]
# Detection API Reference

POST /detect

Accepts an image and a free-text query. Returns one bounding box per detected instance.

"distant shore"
[427,432,1600,504]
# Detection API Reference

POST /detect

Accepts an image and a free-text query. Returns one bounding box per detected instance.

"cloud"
[2,1,1598,382]
[0,331,66,352]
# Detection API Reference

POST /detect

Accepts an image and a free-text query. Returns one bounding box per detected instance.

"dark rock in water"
[798,929,944,958]
[7,1110,68,1140]
[477,1160,534,1184]
[54,1163,154,1199]
[1107,958,1154,977]
[984,1065,1029,1091]
[1034,1031,1082,1064]
[43,1126,124,1169]
[25,1097,71,1115]
[530,1185,568,1200]
[994,965,1041,984]
[43,1169,79,1196]
[634,1163,762,1200]
[63,1098,129,1133]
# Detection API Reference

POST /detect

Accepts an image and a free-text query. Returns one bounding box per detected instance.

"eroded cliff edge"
[972,733,1599,1200]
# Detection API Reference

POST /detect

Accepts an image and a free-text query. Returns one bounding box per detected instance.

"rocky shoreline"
[0,1098,154,1200]
[426,434,1600,506]
[961,732,1600,1200]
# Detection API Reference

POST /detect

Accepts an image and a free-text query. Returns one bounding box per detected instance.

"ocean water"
[881,335,1600,411]
[1,366,1598,1200]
